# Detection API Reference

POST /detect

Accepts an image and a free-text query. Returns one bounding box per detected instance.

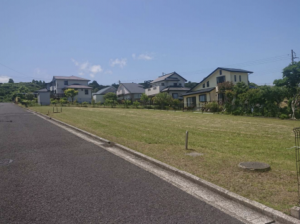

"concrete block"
[291,206,300,219]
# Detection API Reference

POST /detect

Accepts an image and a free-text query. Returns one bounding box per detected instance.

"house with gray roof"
[145,72,189,100]
[116,83,144,101]
[92,86,116,103]
[182,67,253,109]
[47,75,92,103]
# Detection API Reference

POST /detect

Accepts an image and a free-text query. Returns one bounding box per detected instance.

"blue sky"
[0,0,299,85]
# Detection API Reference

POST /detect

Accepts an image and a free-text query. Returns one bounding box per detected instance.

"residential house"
[92,86,116,103]
[116,83,144,101]
[145,72,190,100]
[47,76,92,103]
[36,88,50,106]
[182,67,253,109]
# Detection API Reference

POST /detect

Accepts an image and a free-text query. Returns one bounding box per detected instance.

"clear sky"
[0,0,299,85]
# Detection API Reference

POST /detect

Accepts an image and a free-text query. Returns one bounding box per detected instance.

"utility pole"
[291,49,299,64]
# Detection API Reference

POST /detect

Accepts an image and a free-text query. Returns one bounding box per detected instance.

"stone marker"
[186,152,204,157]
[238,161,270,172]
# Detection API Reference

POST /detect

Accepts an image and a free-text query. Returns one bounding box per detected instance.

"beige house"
[182,67,253,109]
[116,83,144,101]
[145,72,189,100]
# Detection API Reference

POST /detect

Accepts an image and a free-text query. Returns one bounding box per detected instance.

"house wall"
[116,84,130,97]
[117,93,142,101]
[67,88,91,103]
[38,92,50,106]
[183,89,218,108]
[54,79,89,94]
[192,69,249,92]
[93,94,105,103]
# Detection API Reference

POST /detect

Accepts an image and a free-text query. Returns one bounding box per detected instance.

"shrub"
[206,102,219,112]
[133,100,140,108]
[82,102,88,107]
[279,114,289,120]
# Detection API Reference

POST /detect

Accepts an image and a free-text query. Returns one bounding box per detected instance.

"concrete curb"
[26,107,300,224]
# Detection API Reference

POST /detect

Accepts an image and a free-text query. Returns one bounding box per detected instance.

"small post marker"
[61,107,62,112]
[53,107,54,113]
[185,131,189,150]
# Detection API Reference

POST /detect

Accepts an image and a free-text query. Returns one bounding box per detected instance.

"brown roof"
[151,72,187,83]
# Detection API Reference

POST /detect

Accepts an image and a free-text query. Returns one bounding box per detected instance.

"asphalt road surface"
[0,103,243,224]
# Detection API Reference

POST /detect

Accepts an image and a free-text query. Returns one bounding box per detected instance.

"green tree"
[153,92,173,109]
[184,81,198,88]
[274,61,300,119]
[8,78,14,83]
[133,100,140,108]
[140,93,149,106]
[64,88,78,104]
[104,92,117,101]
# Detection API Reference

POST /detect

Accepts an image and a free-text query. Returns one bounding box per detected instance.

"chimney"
[118,80,121,84]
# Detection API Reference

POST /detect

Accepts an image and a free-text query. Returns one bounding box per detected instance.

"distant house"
[36,88,50,106]
[92,86,116,103]
[145,72,189,100]
[47,76,92,103]
[116,83,144,101]
[182,67,253,108]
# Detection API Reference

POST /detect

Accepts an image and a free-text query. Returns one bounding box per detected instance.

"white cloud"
[110,58,127,68]
[132,53,153,61]
[90,65,103,73]
[72,59,103,77]
[0,76,10,83]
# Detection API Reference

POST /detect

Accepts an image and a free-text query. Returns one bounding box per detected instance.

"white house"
[116,83,144,101]
[145,72,189,100]
[93,86,116,103]
[47,76,92,103]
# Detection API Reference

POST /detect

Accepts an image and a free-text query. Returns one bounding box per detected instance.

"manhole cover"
[238,161,270,172]
[186,152,204,157]
[0,159,13,166]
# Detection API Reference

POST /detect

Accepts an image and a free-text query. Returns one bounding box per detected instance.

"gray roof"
[182,87,215,96]
[36,88,49,92]
[53,76,90,81]
[191,67,253,91]
[93,86,116,95]
[121,83,145,94]
[63,85,92,89]
[151,72,187,83]
[161,87,190,92]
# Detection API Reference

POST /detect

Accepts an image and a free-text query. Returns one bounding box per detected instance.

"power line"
[0,62,41,80]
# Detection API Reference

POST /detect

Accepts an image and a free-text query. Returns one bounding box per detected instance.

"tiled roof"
[161,87,190,92]
[151,72,187,83]
[121,83,145,94]
[63,85,92,89]
[53,76,90,81]
[93,86,116,95]
[181,87,215,96]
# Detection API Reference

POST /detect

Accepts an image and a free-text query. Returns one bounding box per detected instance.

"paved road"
[0,103,243,224]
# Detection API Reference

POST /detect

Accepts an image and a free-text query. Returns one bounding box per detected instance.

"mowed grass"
[31,106,300,214]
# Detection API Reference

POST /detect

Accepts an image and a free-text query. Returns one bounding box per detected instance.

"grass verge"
[31,106,300,214]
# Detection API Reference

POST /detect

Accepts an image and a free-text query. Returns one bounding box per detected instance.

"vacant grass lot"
[31,106,300,214]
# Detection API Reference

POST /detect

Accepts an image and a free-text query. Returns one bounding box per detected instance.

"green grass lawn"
[31,106,300,214]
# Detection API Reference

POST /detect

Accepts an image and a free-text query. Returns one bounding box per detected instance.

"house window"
[203,83,205,88]
[199,94,206,102]
[153,87,157,90]
[179,83,182,86]
[172,93,178,99]
[148,88,151,91]
[207,81,209,87]
[234,75,237,82]
[161,83,165,86]
[239,75,241,82]
[220,70,222,75]
[174,83,177,86]
[217,76,225,84]
[85,89,88,95]
[64,80,68,85]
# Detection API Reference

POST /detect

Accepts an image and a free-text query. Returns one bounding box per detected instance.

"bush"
[279,114,289,120]
[82,102,88,107]
[206,102,219,112]
[133,100,140,108]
